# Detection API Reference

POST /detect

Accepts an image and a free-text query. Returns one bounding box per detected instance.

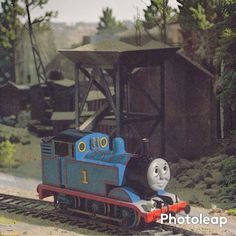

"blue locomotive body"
[41,129,134,199]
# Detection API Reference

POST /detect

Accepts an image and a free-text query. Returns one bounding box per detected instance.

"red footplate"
[37,184,188,224]
[142,201,188,223]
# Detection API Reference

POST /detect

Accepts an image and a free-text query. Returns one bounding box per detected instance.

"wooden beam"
[79,72,94,112]
[160,62,166,156]
[100,68,117,114]
[115,64,121,136]
[75,64,80,128]
[132,81,161,113]
[79,102,110,131]
[80,67,107,97]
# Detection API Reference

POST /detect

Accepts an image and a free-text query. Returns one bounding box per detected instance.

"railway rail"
[0,193,201,236]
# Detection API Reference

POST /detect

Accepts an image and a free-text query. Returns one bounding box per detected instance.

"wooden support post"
[115,64,121,136]
[160,62,166,156]
[75,64,80,129]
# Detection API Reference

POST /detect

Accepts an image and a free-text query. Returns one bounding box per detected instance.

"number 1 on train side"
[81,170,89,184]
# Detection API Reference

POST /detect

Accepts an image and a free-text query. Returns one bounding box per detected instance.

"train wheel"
[115,206,140,228]
[85,199,107,216]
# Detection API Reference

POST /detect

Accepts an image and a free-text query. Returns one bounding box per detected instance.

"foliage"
[190,3,213,30]
[0,0,24,80]
[0,0,56,81]
[226,208,236,215]
[142,0,177,42]
[0,140,16,168]
[216,1,236,101]
[177,0,236,101]
[25,0,57,27]
[0,0,24,49]
[221,156,236,176]
[97,7,126,32]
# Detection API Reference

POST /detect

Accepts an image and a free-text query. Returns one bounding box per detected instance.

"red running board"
[37,184,188,223]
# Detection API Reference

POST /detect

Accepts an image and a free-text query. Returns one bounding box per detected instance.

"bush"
[0,140,16,168]
[222,156,236,175]
[226,208,236,216]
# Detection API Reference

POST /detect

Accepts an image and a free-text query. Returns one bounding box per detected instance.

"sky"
[29,0,179,23]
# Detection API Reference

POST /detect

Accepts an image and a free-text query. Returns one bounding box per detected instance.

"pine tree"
[177,0,236,100]
[97,7,126,33]
[0,0,24,81]
[142,0,176,43]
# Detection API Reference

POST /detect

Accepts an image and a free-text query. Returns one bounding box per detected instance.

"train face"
[38,129,190,228]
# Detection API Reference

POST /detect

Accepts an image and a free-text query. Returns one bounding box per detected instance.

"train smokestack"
[141,138,150,157]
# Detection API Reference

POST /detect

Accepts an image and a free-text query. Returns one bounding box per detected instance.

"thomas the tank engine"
[37,130,190,228]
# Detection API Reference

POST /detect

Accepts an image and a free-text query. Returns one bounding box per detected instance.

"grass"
[226,208,236,216]
[0,124,42,179]
[0,210,102,235]
[0,215,17,224]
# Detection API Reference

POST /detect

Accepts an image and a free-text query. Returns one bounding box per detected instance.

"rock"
[200,156,208,164]
[189,195,199,204]
[211,184,219,190]
[204,189,219,196]
[208,207,223,214]
[196,182,207,190]
[212,162,223,170]
[193,162,203,169]
[20,137,30,145]
[184,179,195,188]
[219,195,233,201]
[170,163,181,177]
[178,159,194,169]
[205,171,213,178]
[192,171,204,183]
[204,177,215,188]
[212,172,224,184]
[207,155,226,164]
[178,175,190,183]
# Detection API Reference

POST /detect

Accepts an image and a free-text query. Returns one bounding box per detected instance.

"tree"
[177,0,236,100]
[25,0,57,27]
[142,0,177,43]
[97,7,126,32]
[0,0,56,82]
[216,1,236,101]
[0,0,24,81]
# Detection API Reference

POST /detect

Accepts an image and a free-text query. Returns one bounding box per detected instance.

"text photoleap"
[160,214,228,227]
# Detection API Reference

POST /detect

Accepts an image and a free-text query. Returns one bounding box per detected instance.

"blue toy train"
[37,129,190,228]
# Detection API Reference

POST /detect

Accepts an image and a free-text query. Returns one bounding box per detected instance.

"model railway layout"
[0,193,200,235]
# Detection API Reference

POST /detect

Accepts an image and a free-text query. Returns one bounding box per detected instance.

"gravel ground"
[0,173,236,235]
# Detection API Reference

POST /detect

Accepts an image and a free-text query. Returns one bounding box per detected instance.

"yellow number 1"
[81,170,89,184]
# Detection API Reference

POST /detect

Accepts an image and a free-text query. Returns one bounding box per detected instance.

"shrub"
[0,140,16,168]
[226,208,236,216]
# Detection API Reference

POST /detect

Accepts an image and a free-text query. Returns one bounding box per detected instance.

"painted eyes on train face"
[153,164,168,177]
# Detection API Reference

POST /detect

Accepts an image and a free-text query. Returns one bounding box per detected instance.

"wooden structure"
[0,81,30,116]
[130,41,216,159]
[60,40,178,156]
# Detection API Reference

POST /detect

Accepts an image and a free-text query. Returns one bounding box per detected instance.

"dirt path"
[0,172,236,235]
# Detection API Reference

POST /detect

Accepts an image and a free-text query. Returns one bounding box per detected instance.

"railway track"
[0,193,201,236]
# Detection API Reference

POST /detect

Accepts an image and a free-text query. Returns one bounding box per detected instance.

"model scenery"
[37,129,190,228]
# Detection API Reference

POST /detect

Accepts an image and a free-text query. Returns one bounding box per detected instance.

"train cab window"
[71,144,75,158]
[54,142,69,156]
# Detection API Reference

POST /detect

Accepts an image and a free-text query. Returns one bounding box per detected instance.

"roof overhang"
[59,40,179,68]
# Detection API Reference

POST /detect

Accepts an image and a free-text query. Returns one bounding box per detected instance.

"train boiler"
[37,129,190,228]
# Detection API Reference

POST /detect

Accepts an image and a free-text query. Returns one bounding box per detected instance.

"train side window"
[54,142,69,156]
[70,144,75,158]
